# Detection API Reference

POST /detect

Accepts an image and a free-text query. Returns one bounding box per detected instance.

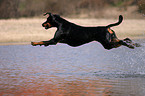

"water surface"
[0,40,145,96]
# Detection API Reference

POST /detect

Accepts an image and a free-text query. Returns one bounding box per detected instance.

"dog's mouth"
[45,26,49,29]
[42,23,52,29]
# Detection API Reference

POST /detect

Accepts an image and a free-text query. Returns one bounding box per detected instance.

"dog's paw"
[128,45,135,49]
[31,42,37,46]
[133,43,141,47]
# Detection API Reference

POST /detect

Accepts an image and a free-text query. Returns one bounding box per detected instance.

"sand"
[0,18,144,45]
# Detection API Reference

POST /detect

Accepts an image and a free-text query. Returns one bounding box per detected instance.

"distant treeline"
[0,0,144,19]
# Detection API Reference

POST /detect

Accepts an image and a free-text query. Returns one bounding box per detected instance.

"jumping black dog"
[31,13,140,50]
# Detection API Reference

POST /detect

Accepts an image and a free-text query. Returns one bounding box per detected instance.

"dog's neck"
[54,16,71,29]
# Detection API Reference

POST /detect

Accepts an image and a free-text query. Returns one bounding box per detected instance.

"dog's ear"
[43,12,53,17]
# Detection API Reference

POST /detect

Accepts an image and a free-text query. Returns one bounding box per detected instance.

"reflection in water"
[0,40,145,96]
[1,77,113,96]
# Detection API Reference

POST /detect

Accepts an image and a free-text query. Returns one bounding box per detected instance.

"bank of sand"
[0,18,144,45]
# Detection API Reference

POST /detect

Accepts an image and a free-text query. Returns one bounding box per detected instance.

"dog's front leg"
[31,39,58,46]
[31,41,45,46]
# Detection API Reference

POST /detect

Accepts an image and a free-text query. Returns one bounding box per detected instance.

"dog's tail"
[106,15,123,28]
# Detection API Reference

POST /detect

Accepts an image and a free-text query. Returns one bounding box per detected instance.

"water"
[0,40,145,96]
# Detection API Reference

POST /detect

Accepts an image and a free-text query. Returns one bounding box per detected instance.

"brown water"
[0,40,145,96]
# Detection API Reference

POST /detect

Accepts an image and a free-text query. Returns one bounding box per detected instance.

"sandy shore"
[0,18,144,45]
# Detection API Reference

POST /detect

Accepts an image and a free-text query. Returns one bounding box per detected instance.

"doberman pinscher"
[31,13,140,50]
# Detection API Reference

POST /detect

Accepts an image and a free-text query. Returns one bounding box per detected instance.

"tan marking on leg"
[114,44,121,48]
[31,41,44,46]
[108,28,113,34]
[112,38,121,48]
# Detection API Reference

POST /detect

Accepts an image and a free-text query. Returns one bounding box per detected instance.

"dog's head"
[42,13,60,29]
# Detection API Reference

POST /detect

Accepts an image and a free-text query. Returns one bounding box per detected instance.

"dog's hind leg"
[123,38,141,47]
[118,40,135,49]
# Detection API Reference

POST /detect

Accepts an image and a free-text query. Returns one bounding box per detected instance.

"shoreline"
[0,37,144,46]
[0,42,30,46]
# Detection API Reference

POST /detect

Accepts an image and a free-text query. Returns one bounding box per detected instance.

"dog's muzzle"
[42,23,52,29]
